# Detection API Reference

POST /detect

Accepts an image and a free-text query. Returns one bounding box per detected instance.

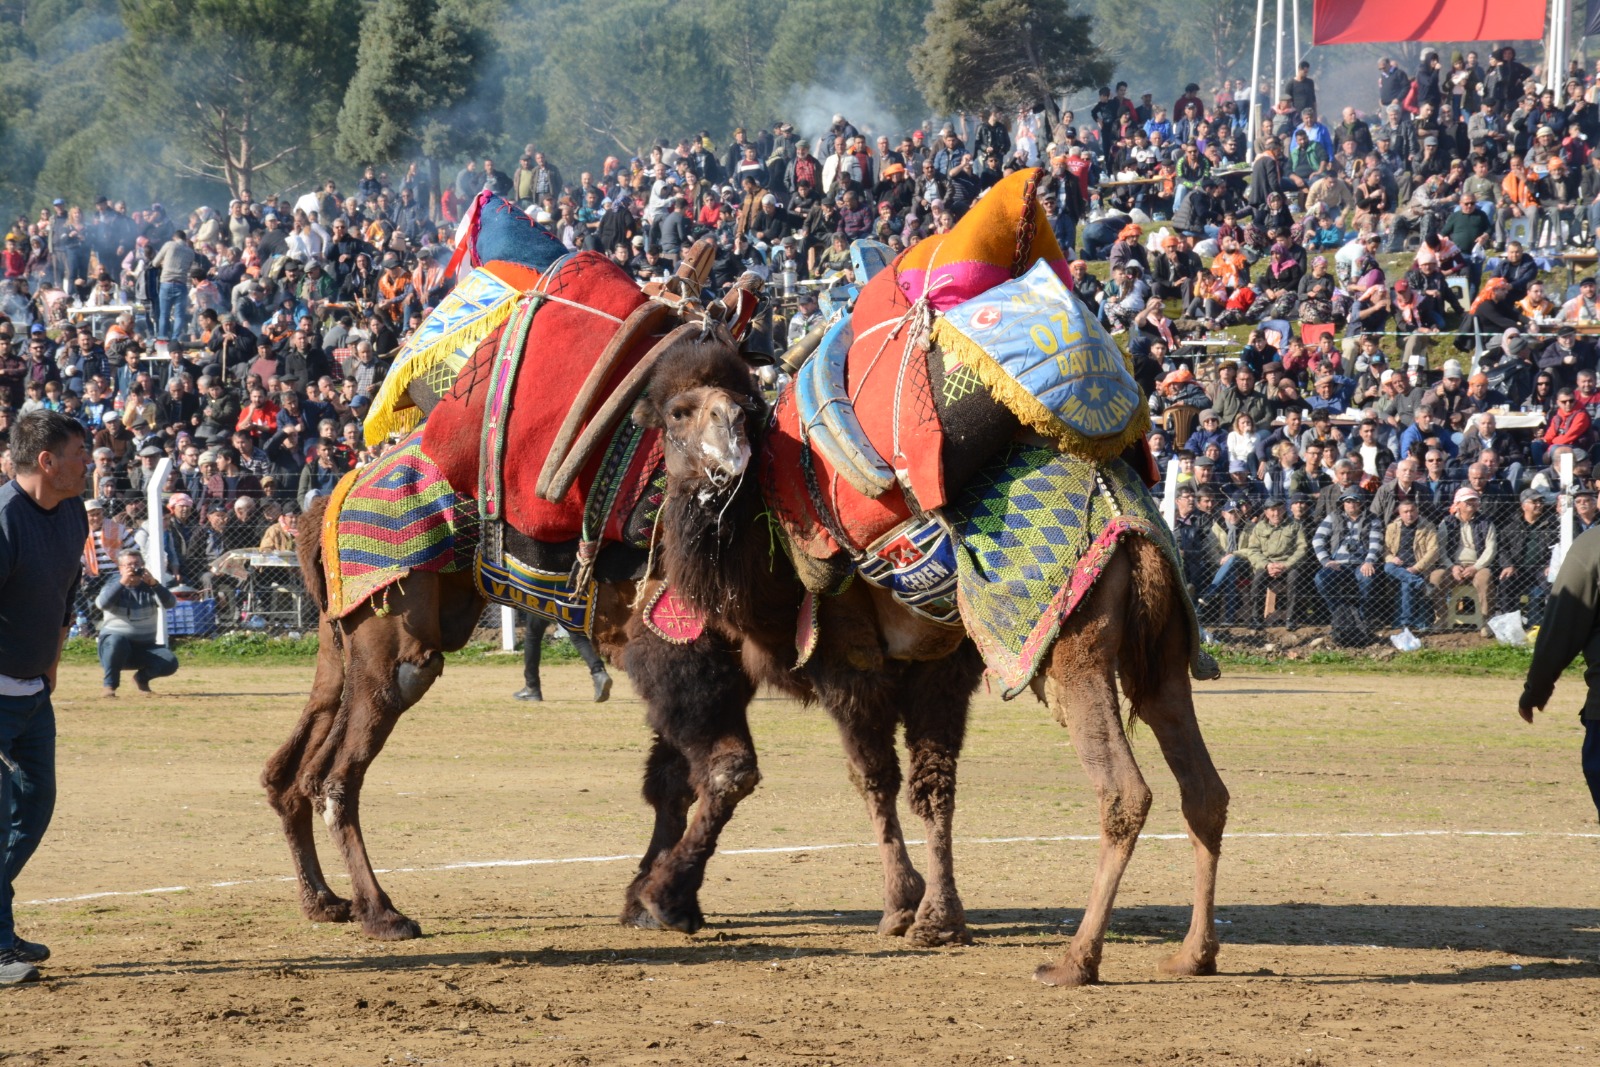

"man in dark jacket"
[1498,489,1555,620]
[1248,140,1285,226]
[1519,521,1600,821]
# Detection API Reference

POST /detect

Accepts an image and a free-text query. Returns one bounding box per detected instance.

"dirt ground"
[1,656,1597,1066]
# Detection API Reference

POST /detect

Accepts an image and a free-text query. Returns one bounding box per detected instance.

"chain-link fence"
[1169,492,1559,649]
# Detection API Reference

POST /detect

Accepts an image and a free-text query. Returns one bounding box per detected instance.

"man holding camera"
[94,548,179,699]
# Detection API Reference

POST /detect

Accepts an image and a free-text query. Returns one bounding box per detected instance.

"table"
[212,550,307,631]
[1560,251,1598,292]
[66,303,144,322]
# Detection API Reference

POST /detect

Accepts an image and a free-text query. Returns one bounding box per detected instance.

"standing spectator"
[0,409,90,985]
[149,230,195,342]
[94,548,179,699]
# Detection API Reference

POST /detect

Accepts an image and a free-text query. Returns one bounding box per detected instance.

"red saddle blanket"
[422,252,663,544]
[762,265,946,558]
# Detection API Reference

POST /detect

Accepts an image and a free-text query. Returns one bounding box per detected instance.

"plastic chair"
[1504,216,1533,249]
[1445,584,1485,629]
[1164,404,1199,448]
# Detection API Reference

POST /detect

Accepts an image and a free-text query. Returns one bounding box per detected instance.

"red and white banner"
[1312,0,1547,45]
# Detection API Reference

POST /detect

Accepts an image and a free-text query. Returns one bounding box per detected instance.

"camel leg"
[625,631,759,934]
[1035,562,1153,987]
[317,647,443,940]
[620,735,693,928]
[1129,611,1228,978]
[900,644,982,946]
[814,671,927,938]
[262,614,352,923]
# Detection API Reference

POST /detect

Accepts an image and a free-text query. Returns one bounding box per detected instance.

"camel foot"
[877,908,918,937]
[1034,956,1099,987]
[905,916,972,947]
[1157,948,1219,977]
[619,893,664,930]
[360,908,423,941]
[301,889,353,924]
[641,889,704,935]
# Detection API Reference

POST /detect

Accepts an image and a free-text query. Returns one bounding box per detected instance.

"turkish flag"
[1312,0,1547,44]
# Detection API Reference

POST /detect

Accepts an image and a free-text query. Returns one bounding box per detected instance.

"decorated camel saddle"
[326,174,1214,697]
[761,169,1215,694]
[324,192,758,631]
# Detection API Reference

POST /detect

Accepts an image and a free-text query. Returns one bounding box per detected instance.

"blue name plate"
[940,259,1140,441]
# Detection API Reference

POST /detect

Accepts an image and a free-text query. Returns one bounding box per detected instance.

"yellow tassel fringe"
[930,320,1151,464]
[363,295,519,446]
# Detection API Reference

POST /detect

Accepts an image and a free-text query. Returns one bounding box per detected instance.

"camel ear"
[631,396,662,428]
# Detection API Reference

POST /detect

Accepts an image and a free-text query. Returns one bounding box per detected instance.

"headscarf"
[1269,241,1296,278]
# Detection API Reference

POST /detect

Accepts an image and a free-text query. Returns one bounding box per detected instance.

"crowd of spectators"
[1,43,1596,645]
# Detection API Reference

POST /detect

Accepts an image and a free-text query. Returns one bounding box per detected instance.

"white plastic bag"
[1487,611,1528,647]
[1389,627,1422,652]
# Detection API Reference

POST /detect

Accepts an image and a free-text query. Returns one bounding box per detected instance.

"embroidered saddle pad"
[948,446,1215,698]
[322,430,481,620]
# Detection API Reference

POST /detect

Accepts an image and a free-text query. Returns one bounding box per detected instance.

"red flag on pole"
[1312,0,1547,44]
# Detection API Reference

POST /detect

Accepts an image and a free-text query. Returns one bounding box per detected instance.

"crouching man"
[95,549,179,698]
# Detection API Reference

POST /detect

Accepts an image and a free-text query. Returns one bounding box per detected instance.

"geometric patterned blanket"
[948,447,1215,699]
[322,429,481,619]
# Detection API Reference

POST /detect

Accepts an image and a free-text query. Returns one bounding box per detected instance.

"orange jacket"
[83,518,126,577]
[1501,171,1539,208]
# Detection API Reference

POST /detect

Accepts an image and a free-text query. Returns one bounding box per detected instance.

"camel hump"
[297,495,332,615]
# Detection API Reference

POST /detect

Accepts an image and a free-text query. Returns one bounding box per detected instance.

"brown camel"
[265,326,1227,984]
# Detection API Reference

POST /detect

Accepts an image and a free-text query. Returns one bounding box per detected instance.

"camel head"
[632,324,764,499]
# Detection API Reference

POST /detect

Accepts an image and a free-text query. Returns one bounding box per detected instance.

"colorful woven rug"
[322,430,481,619]
[948,446,1215,698]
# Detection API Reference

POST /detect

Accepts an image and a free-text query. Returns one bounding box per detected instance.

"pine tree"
[910,0,1111,141]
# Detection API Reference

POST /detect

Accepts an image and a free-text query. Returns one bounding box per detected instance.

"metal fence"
[87,457,1558,654]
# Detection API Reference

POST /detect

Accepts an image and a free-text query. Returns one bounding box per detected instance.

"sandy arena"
[1,657,1597,1066]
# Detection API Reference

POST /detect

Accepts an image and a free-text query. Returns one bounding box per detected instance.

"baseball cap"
[1453,487,1481,504]
[1520,488,1546,504]
[1442,359,1463,379]
[1340,487,1368,503]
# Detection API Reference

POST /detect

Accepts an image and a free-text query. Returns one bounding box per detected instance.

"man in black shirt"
[0,410,89,984]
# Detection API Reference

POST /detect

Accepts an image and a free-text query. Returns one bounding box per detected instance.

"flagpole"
[1292,0,1302,66]
[1249,0,1266,158]
[1273,0,1286,115]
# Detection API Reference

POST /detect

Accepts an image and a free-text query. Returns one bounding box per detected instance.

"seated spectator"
[95,548,179,698]
[1241,496,1309,628]
[1498,489,1556,623]
[1429,487,1497,637]
[1542,388,1593,455]
[1184,408,1226,455]
[1383,498,1439,632]
[1195,497,1250,622]
[1312,487,1382,631]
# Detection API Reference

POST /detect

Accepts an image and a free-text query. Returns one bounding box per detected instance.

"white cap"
[1442,359,1463,379]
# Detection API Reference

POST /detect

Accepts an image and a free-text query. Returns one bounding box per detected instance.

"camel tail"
[1118,535,1185,724]
[297,496,332,617]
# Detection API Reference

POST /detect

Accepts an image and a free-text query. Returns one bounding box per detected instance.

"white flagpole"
[1249,0,1266,158]
[145,455,173,646]
[1292,0,1302,66]
[1273,0,1286,114]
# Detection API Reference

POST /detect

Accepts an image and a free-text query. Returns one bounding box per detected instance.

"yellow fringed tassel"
[363,295,520,446]
[930,320,1151,464]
